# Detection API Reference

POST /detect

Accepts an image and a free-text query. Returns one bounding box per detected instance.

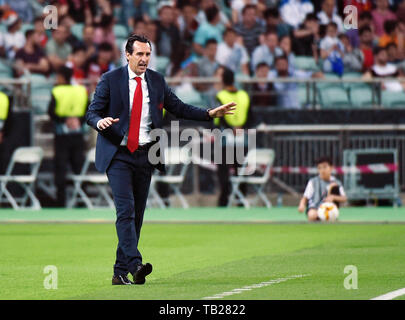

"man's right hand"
[97,117,119,130]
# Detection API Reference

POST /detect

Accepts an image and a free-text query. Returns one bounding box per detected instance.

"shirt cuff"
[96,119,102,130]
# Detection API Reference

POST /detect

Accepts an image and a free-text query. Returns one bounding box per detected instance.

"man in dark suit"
[86,34,236,285]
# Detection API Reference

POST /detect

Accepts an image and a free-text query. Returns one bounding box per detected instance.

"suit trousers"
[106,146,153,276]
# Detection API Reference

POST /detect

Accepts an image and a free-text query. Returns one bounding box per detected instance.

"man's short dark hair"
[264,8,279,19]
[383,19,398,34]
[242,4,256,16]
[56,66,73,83]
[274,54,289,64]
[265,27,278,37]
[72,43,87,54]
[125,34,151,55]
[304,13,318,22]
[222,67,235,86]
[327,21,338,30]
[315,156,333,166]
[255,61,270,70]
[205,5,219,23]
[205,38,218,47]
[99,42,114,52]
[374,46,386,56]
[359,26,372,36]
[25,29,35,40]
[223,27,236,37]
[359,11,372,21]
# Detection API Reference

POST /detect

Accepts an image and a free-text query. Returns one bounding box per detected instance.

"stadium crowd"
[1,0,405,112]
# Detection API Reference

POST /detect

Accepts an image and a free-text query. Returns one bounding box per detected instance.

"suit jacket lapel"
[145,69,158,127]
[119,66,130,131]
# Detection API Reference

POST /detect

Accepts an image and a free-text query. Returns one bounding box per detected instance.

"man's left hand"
[208,102,236,118]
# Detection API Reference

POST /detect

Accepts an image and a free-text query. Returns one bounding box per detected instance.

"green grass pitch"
[0,207,405,300]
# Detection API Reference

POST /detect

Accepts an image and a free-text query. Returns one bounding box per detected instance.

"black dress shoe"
[112,274,134,285]
[133,263,153,285]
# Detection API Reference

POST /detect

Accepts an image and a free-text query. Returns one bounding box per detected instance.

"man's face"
[376,49,388,65]
[275,58,289,76]
[53,26,68,43]
[326,25,337,37]
[280,36,291,54]
[256,65,269,78]
[73,50,87,67]
[317,162,332,180]
[183,5,197,22]
[242,8,257,27]
[323,0,335,16]
[205,43,217,60]
[99,49,113,64]
[360,30,373,45]
[83,26,94,43]
[266,33,278,51]
[376,0,388,10]
[126,41,151,75]
[159,6,174,25]
[224,30,236,46]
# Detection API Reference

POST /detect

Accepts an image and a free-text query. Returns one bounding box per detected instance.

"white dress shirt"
[97,65,152,146]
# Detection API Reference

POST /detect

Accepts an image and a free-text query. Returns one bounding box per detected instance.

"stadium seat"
[71,23,84,40]
[148,147,192,208]
[113,24,129,39]
[155,56,170,74]
[342,72,364,90]
[0,146,44,210]
[67,148,114,209]
[294,56,319,72]
[381,90,405,109]
[317,86,351,109]
[316,73,341,90]
[349,86,375,108]
[0,60,13,78]
[175,85,205,107]
[26,74,54,114]
[298,83,314,108]
[228,148,275,209]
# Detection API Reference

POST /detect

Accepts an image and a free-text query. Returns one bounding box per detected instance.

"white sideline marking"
[202,274,309,300]
[371,288,405,300]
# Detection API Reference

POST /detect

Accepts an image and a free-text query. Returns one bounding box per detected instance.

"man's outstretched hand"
[97,117,119,130]
[208,102,236,118]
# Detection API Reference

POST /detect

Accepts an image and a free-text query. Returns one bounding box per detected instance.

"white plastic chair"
[0,146,43,210]
[148,146,191,208]
[227,148,275,209]
[67,148,114,209]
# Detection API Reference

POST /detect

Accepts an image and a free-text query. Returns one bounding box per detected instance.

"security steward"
[48,66,88,207]
[0,90,10,174]
[215,67,252,206]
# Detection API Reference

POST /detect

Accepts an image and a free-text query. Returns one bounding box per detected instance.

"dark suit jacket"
[86,66,209,173]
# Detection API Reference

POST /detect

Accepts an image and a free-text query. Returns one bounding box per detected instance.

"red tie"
[127,76,143,152]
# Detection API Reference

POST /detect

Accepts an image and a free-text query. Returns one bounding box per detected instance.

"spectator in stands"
[263,7,292,39]
[126,0,151,30]
[3,0,33,23]
[214,67,251,207]
[379,19,405,52]
[81,24,97,61]
[195,39,219,106]
[372,0,397,37]
[0,90,10,174]
[366,46,404,92]
[280,0,314,29]
[298,156,347,222]
[215,27,250,76]
[93,14,118,47]
[14,29,50,77]
[386,42,402,64]
[231,0,265,24]
[46,25,72,71]
[339,33,363,72]
[197,0,229,27]
[156,2,181,59]
[87,42,115,91]
[59,15,82,49]
[193,5,224,57]
[233,4,266,57]
[268,55,324,109]
[66,44,88,84]
[279,34,296,72]
[177,2,199,49]
[251,61,277,107]
[345,10,373,49]
[292,13,320,58]
[319,22,344,75]
[344,0,372,14]
[359,26,374,71]
[0,13,25,59]
[65,0,96,24]
[33,16,48,49]
[48,66,88,207]
[144,20,158,71]
[251,28,283,71]
[317,0,344,33]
